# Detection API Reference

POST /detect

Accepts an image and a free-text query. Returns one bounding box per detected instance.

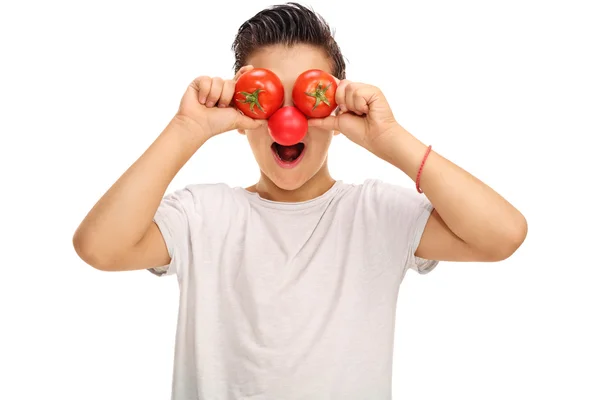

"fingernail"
[206,101,214,107]
[218,103,226,108]
[340,105,347,112]
[200,97,206,104]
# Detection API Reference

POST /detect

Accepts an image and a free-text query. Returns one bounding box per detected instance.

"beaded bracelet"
[416,145,432,193]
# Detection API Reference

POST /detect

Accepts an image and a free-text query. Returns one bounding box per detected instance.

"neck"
[250,162,336,203]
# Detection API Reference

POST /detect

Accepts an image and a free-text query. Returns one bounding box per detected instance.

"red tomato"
[268,106,308,146]
[292,69,338,118]
[234,68,284,119]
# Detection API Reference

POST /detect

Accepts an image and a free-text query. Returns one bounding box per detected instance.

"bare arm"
[374,126,528,262]
[73,68,263,271]
[309,80,527,263]
[73,119,207,271]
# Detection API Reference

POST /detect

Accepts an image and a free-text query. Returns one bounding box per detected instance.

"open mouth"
[271,142,306,167]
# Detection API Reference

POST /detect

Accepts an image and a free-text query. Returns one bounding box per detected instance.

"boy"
[73,3,527,399]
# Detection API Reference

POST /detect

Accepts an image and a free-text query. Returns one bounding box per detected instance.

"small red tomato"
[292,69,338,118]
[234,68,284,119]
[268,106,308,146]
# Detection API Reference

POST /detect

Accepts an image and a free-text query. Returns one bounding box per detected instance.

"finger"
[219,79,235,108]
[195,76,212,104]
[189,76,209,98]
[233,65,254,81]
[335,79,350,112]
[307,115,340,132]
[352,86,369,115]
[345,83,360,115]
[205,77,224,108]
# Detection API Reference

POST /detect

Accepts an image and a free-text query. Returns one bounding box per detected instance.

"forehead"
[245,44,333,86]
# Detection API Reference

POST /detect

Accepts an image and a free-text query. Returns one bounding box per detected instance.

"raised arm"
[309,79,527,263]
[378,129,528,262]
[73,68,264,271]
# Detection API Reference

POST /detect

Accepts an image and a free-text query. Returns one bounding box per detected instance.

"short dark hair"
[231,2,346,80]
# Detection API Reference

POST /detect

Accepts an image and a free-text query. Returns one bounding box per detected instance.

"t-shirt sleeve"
[147,186,195,279]
[367,179,439,275]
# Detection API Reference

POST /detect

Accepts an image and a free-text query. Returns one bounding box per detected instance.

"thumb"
[307,115,340,132]
[235,112,266,131]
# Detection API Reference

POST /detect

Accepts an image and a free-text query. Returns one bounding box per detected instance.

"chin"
[264,164,312,191]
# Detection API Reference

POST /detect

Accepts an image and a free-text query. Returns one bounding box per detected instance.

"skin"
[241,45,338,201]
[72,43,527,272]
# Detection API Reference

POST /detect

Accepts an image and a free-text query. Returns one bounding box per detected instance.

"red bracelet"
[415,145,432,193]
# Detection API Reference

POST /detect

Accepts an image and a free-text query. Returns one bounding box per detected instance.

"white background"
[1,0,599,399]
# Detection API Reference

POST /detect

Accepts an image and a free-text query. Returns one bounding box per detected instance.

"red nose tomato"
[234,68,284,119]
[268,106,308,146]
[292,69,338,118]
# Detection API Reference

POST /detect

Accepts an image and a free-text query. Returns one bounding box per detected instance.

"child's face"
[240,44,336,191]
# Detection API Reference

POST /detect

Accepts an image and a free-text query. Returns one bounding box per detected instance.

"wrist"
[168,115,212,148]
[371,124,429,181]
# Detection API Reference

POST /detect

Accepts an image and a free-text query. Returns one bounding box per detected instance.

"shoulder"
[165,182,239,206]
[172,182,235,199]
[351,179,430,210]
[329,179,433,230]
[157,182,250,224]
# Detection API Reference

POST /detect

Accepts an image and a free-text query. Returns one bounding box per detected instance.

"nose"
[267,106,308,145]
[282,88,294,108]
[283,81,295,107]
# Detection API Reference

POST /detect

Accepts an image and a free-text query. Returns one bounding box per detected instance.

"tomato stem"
[305,82,332,110]
[236,89,265,114]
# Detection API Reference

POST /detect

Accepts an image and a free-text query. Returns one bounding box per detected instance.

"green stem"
[305,82,332,110]
[236,89,265,114]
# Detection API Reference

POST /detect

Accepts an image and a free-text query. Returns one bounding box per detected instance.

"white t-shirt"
[149,179,439,400]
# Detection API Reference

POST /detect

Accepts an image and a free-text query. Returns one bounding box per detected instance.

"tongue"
[277,144,302,162]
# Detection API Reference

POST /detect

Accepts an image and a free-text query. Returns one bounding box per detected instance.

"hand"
[174,65,266,137]
[308,80,400,149]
